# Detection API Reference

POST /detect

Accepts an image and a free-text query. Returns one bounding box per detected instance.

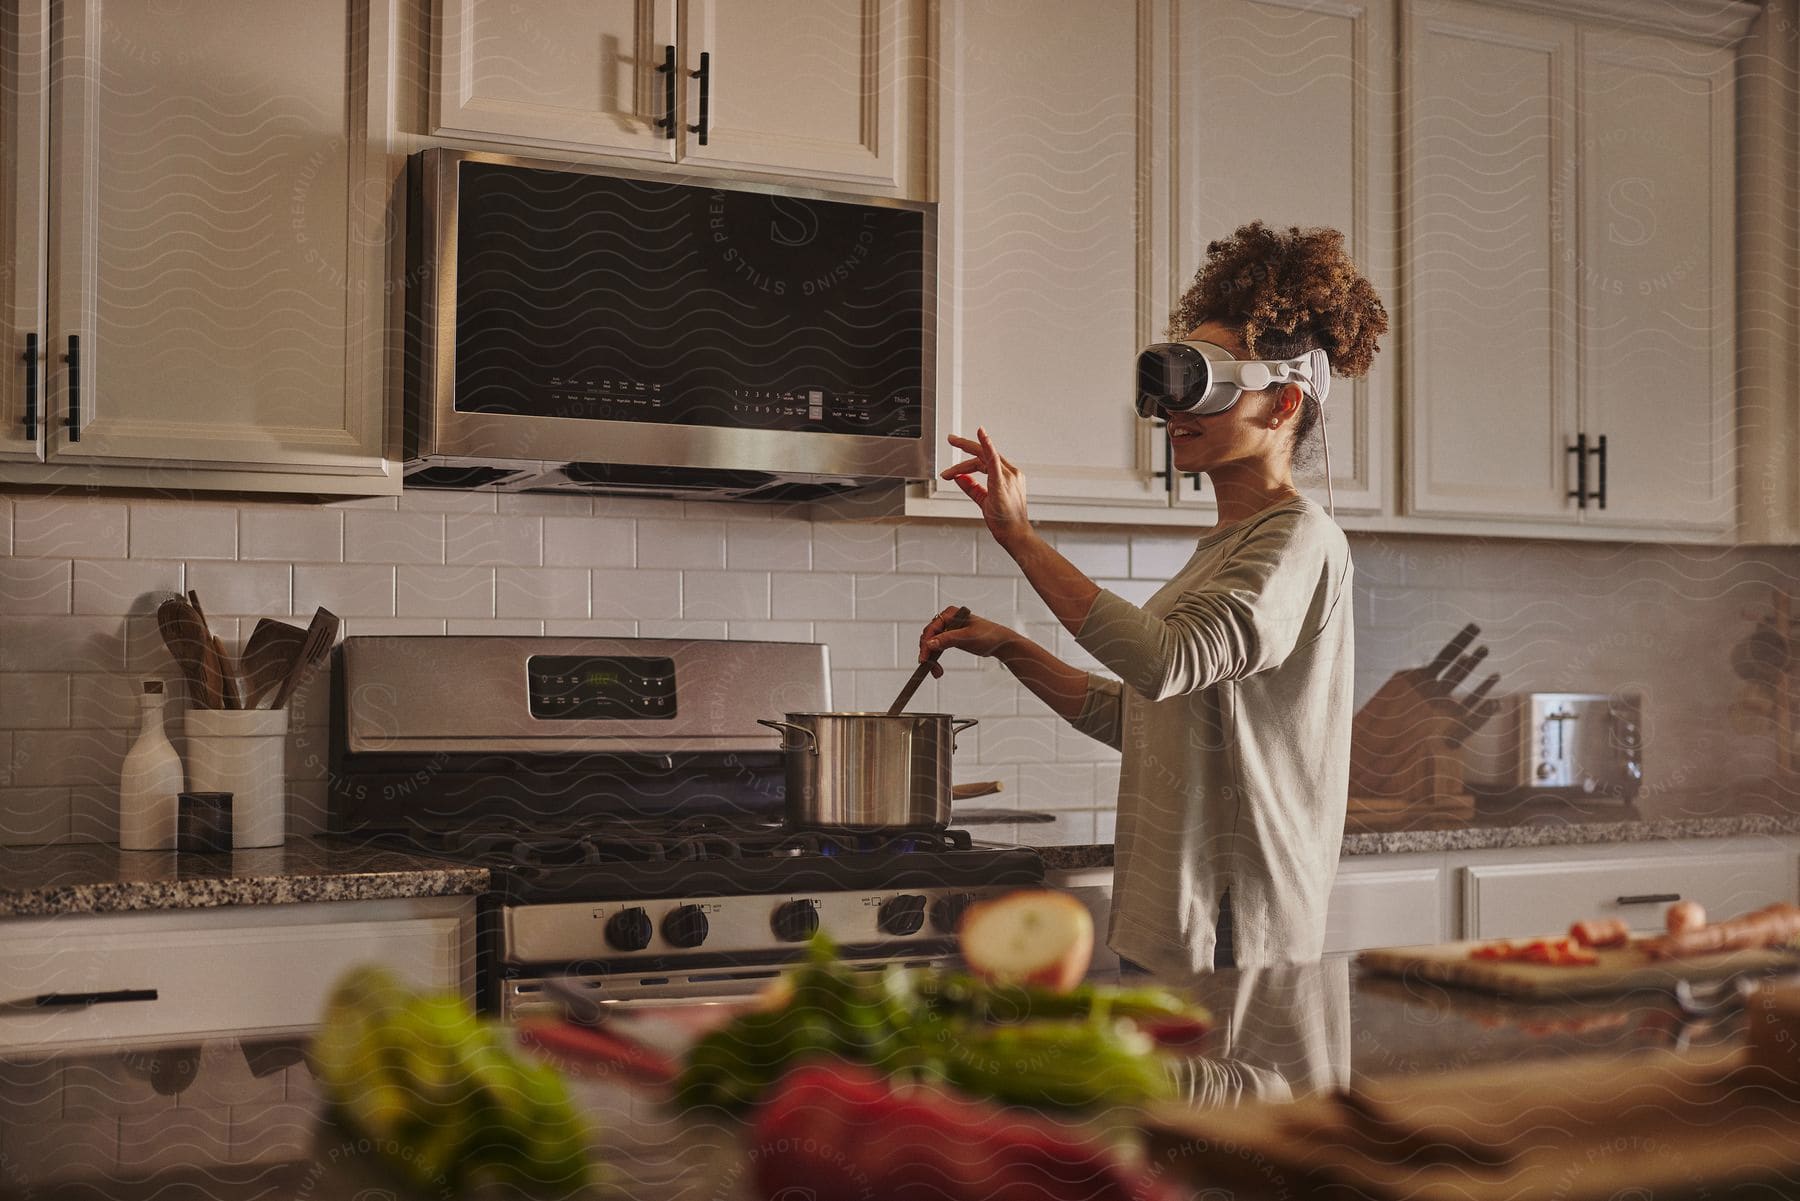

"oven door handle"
[757,719,818,755]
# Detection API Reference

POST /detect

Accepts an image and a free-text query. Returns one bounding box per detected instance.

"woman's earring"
[1268,420,1281,430]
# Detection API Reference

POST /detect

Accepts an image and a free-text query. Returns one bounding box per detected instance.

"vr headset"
[1134,341,1332,419]
[1133,340,1337,513]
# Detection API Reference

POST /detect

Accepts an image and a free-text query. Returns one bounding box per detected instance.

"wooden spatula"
[188,589,240,709]
[268,607,340,710]
[240,618,309,709]
[888,606,971,715]
[156,598,221,709]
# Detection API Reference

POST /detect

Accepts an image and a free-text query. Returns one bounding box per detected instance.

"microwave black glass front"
[408,149,932,487]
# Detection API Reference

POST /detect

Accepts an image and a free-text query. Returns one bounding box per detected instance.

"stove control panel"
[526,655,676,720]
[503,886,1025,966]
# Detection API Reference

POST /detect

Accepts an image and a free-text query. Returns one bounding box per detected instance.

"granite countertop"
[0,957,1743,1201]
[0,838,490,918]
[1036,790,1800,871]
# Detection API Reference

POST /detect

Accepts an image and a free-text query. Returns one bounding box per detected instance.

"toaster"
[1460,692,1644,803]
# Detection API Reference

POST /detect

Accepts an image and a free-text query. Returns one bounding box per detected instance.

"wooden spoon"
[188,589,240,709]
[240,619,309,709]
[156,598,221,709]
[268,608,340,710]
[887,606,971,715]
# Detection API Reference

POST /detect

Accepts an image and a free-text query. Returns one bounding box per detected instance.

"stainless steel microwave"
[403,149,934,501]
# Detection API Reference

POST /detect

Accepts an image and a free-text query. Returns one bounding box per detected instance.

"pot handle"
[951,717,979,749]
[757,719,818,755]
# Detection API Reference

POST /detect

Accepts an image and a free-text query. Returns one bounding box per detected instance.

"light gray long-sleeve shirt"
[1069,495,1353,972]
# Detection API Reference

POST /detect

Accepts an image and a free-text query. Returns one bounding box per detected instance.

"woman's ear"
[1276,381,1305,423]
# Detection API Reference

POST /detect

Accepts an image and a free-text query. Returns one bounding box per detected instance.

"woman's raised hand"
[941,427,1031,549]
[917,605,1015,676]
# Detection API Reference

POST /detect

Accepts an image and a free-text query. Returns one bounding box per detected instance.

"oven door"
[407,148,935,485]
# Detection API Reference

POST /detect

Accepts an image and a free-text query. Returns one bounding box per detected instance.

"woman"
[917,222,1388,973]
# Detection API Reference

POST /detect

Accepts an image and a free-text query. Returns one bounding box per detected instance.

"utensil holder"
[185,709,287,848]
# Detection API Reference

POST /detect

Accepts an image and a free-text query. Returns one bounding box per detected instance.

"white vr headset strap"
[1211,347,1339,518]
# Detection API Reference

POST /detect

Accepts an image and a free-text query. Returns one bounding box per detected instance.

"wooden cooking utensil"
[156,598,221,709]
[240,619,309,709]
[268,607,340,710]
[188,589,240,709]
[888,607,971,716]
[950,780,1004,801]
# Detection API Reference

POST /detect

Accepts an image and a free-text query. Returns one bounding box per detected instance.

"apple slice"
[958,889,1095,992]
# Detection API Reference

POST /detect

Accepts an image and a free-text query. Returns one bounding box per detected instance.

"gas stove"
[330,636,1043,1013]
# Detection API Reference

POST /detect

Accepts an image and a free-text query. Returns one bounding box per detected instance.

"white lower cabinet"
[1459,843,1793,941]
[0,898,474,1052]
[1323,862,1445,954]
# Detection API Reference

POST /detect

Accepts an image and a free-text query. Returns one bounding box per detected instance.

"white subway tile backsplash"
[726,620,813,643]
[0,786,69,845]
[592,568,680,619]
[335,617,447,637]
[771,572,853,620]
[498,492,592,516]
[69,673,139,729]
[398,488,498,515]
[896,524,978,575]
[132,505,235,560]
[936,576,1015,619]
[0,617,127,673]
[448,618,544,636]
[543,517,634,567]
[446,515,543,567]
[343,511,444,565]
[813,523,896,573]
[853,572,936,621]
[725,521,812,570]
[292,565,395,617]
[542,619,639,637]
[496,567,588,619]
[13,499,128,559]
[1130,533,1198,579]
[682,571,771,620]
[184,562,291,617]
[239,508,343,562]
[1056,533,1131,578]
[397,565,494,618]
[0,558,72,614]
[1017,761,1095,809]
[971,716,1059,765]
[812,621,897,669]
[638,620,728,640]
[71,560,182,617]
[0,674,70,729]
[636,519,727,570]
[12,727,125,789]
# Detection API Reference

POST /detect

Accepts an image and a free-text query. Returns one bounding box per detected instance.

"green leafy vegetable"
[674,936,1207,1113]
[310,966,593,1195]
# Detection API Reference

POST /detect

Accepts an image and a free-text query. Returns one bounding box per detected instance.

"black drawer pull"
[63,333,80,442]
[687,51,710,144]
[21,332,37,440]
[1,988,159,1011]
[1616,893,1680,906]
[654,44,676,138]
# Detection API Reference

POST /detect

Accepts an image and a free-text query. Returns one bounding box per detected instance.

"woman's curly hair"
[1167,221,1387,372]
[1167,221,1388,467]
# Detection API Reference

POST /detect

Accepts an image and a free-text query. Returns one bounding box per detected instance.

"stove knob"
[879,893,927,937]
[605,907,654,952]
[930,892,977,935]
[771,899,821,943]
[662,904,710,949]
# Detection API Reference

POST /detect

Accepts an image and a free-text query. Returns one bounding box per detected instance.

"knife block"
[1346,668,1479,830]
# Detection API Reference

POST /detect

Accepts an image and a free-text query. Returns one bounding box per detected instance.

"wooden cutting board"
[1357,936,1800,998]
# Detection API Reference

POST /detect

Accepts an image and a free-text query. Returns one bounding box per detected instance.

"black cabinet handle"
[1590,434,1607,510]
[687,51,710,145]
[654,44,676,138]
[3,988,159,1010]
[1566,433,1587,509]
[1615,893,1680,906]
[1154,420,1172,493]
[20,332,36,440]
[63,334,79,442]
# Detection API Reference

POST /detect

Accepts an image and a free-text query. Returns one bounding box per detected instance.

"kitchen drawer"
[0,917,462,1052]
[1324,867,1445,954]
[1461,851,1794,941]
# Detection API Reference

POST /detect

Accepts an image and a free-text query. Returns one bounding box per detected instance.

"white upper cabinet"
[431,0,926,196]
[1,0,392,492]
[679,0,920,191]
[1575,29,1735,532]
[0,0,47,465]
[1403,0,1579,523]
[920,0,1171,514]
[1172,0,1395,517]
[433,0,678,162]
[1401,0,1737,536]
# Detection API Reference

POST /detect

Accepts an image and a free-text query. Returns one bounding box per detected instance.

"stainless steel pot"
[757,712,979,830]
